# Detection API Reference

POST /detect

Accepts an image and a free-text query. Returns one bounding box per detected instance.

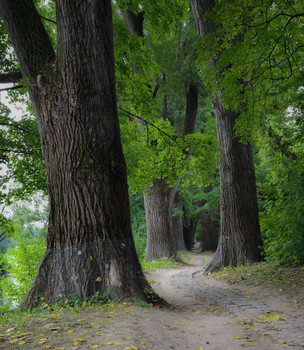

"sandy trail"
[147,252,304,349]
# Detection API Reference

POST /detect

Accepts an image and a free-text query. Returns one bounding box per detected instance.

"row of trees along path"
[117,3,199,261]
[0,0,262,308]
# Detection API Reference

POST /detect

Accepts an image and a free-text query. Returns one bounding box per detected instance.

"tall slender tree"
[190,0,263,272]
[0,0,161,309]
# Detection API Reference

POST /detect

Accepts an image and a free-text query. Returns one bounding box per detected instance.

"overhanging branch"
[0,148,37,156]
[119,107,187,152]
[0,72,23,83]
[39,15,56,24]
[0,85,24,93]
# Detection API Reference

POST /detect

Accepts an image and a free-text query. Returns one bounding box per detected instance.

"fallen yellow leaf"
[19,332,32,336]
[90,346,99,349]
[233,336,241,339]
[176,322,185,326]
[262,314,280,322]
[67,330,74,334]
[73,338,89,343]
[96,276,102,282]
[5,327,15,333]
[18,340,26,345]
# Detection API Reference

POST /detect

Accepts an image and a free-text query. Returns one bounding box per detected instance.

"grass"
[210,262,304,307]
[140,250,192,273]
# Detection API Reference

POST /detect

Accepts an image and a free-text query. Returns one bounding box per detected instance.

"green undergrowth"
[140,250,191,273]
[210,262,304,306]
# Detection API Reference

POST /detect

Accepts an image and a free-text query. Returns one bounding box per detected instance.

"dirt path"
[148,252,304,349]
[1,252,303,350]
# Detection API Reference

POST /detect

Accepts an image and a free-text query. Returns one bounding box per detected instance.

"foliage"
[211,262,304,306]
[256,114,304,265]
[199,0,304,141]
[141,250,190,272]
[0,111,46,204]
[129,193,147,258]
[114,4,219,193]
[0,0,52,204]
[0,197,47,311]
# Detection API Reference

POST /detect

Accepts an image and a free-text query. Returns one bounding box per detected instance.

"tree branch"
[241,12,304,29]
[0,72,23,83]
[0,148,37,156]
[0,231,6,243]
[0,121,29,133]
[0,0,55,90]
[39,15,56,24]
[119,107,187,152]
[0,85,24,93]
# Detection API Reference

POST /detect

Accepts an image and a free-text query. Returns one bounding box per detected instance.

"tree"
[116,4,205,260]
[190,0,263,272]
[0,0,161,309]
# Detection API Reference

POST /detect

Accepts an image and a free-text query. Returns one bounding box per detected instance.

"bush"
[257,150,304,266]
[130,193,147,259]
[0,199,47,311]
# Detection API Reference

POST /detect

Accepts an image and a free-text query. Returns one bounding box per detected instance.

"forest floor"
[0,251,303,350]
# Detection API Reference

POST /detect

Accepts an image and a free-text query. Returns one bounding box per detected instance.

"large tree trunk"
[0,0,162,309]
[144,180,178,261]
[190,0,263,272]
[198,210,218,252]
[173,192,186,251]
[206,95,262,271]
[183,218,197,251]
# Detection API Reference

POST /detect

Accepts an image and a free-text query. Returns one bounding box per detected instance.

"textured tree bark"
[198,210,218,251]
[172,192,186,251]
[190,0,263,272]
[183,218,197,251]
[144,180,178,261]
[0,0,163,309]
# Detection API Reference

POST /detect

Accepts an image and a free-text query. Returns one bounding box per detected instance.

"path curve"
[149,252,304,349]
